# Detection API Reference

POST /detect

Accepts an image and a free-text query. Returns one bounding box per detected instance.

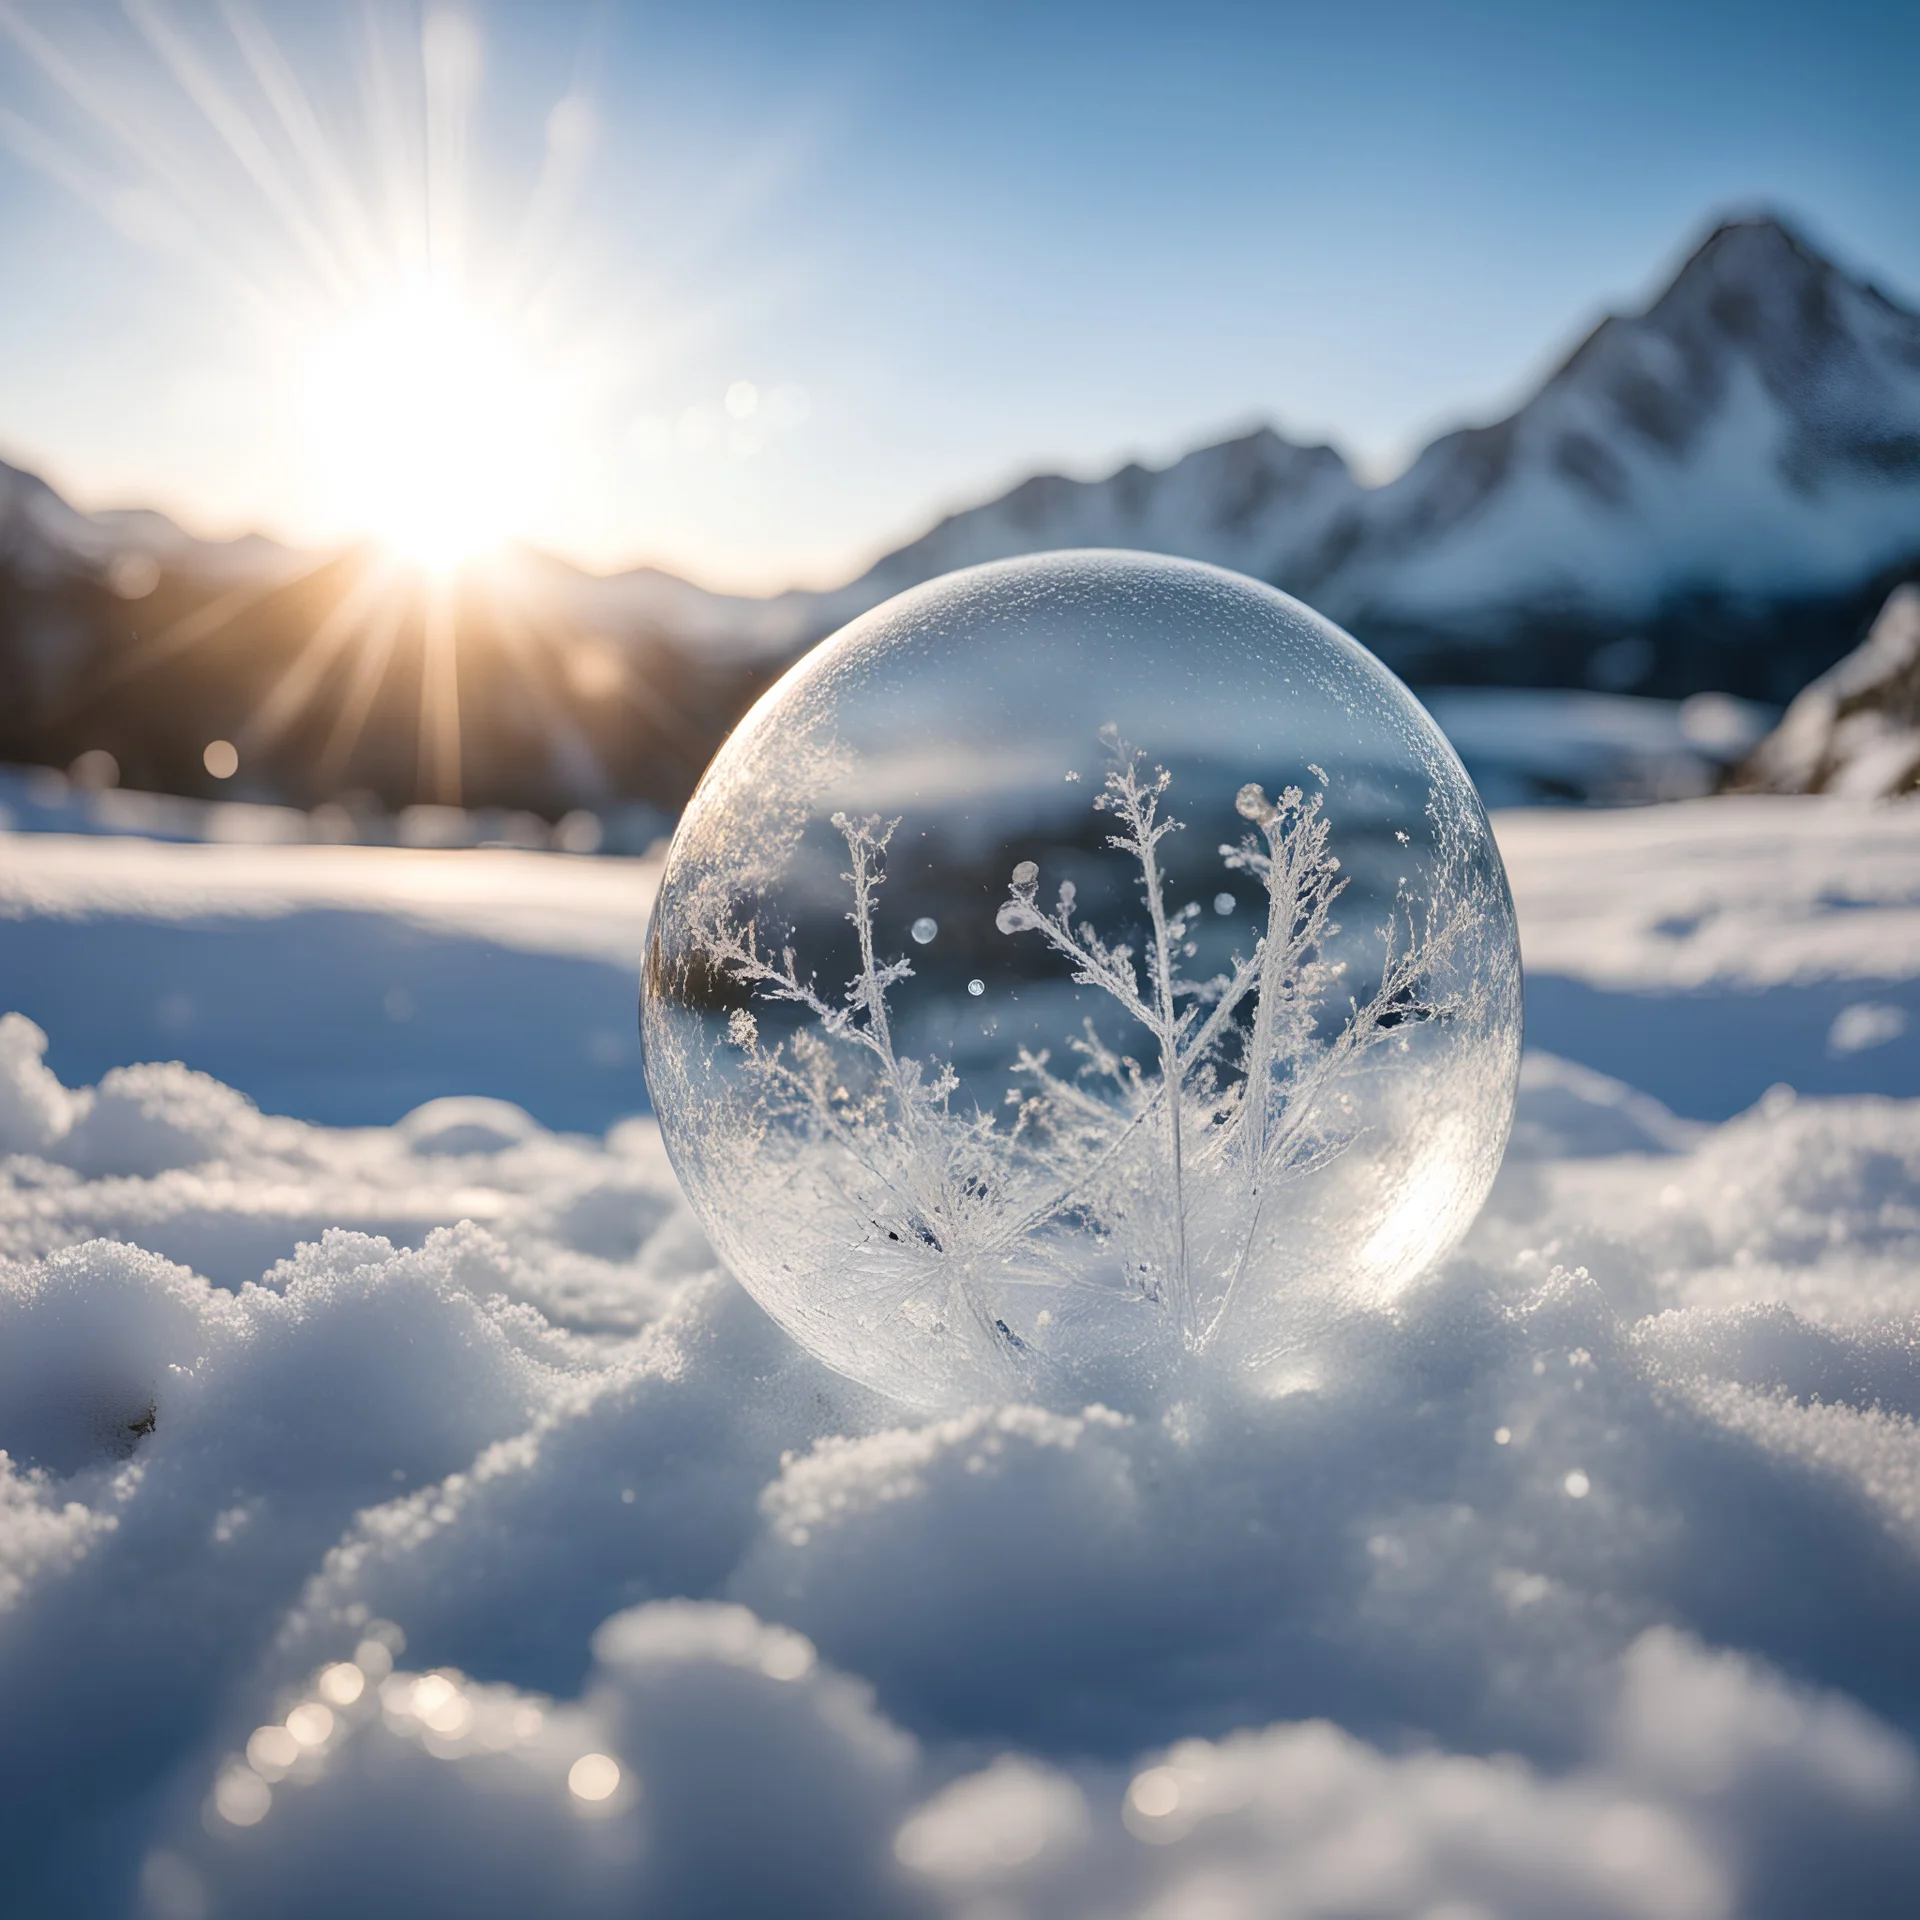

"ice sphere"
[642,552,1521,1411]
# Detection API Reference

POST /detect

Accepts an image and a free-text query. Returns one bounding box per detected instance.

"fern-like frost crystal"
[643,553,1521,1410]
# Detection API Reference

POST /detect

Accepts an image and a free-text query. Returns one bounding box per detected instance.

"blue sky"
[0,0,1912,590]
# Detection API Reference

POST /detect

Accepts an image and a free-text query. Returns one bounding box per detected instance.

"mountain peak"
[1299,204,1920,670]
[1687,210,1828,273]
[1641,208,1863,336]
[836,418,1359,605]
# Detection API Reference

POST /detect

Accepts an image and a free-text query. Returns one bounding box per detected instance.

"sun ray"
[219,0,384,286]
[421,10,479,285]
[483,565,613,800]
[2,2,803,808]
[124,0,355,302]
[0,1,284,316]
[43,553,335,731]
[418,575,463,804]
[239,554,404,757]
[319,588,410,789]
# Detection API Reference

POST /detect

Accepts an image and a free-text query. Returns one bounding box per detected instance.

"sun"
[299,288,556,574]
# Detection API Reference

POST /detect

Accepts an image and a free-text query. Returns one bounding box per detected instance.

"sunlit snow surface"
[2,798,1920,1917]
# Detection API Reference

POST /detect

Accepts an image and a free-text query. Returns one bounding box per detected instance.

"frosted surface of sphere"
[643,553,1521,1410]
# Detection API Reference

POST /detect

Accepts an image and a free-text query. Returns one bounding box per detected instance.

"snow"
[9,220,1917,755]
[2,796,1920,1915]
[0,833,658,1130]
[1736,586,1920,801]
[1354,355,1920,627]
[1497,798,1920,993]
[1502,797,1920,1122]
[1318,220,1920,635]
[1419,689,1774,807]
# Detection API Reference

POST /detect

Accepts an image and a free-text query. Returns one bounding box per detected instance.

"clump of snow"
[396,1097,545,1158]
[56,1061,271,1178]
[1734,585,1920,800]
[0,1013,77,1155]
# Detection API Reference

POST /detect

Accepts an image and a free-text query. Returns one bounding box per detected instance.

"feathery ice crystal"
[643,553,1521,1409]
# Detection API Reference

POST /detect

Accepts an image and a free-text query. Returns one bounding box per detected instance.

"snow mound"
[0,1014,77,1155]
[57,1061,269,1178]
[1510,1053,1703,1158]
[396,1097,545,1157]
[1734,584,1920,799]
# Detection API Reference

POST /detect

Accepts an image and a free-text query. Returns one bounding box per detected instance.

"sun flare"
[2,1,633,804]
[299,289,556,574]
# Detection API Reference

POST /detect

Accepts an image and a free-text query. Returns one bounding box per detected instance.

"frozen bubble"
[911,916,938,945]
[642,553,1521,1412]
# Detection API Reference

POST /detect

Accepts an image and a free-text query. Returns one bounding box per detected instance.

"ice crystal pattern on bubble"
[693,731,1473,1380]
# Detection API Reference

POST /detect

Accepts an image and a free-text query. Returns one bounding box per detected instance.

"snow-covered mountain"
[0,459,114,587]
[848,426,1361,601]
[558,428,1364,664]
[1301,218,1920,657]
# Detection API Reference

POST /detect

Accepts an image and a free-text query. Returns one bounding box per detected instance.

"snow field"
[0,797,1918,1915]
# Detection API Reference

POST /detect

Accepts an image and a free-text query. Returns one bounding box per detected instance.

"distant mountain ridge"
[0,458,296,589]
[641,215,1915,696]
[3,211,1918,810]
